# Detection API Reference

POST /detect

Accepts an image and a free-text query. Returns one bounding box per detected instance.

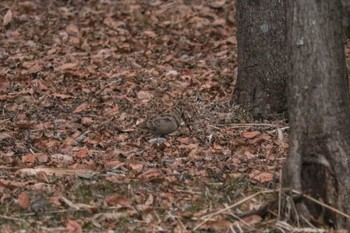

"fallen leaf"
[73,102,89,113]
[176,137,192,144]
[242,131,261,139]
[51,154,74,163]
[27,63,43,74]
[81,117,93,126]
[37,153,48,163]
[250,171,273,182]
[252,133,271,144]
[66,219,82,233]
[16,121,33,129]
[202,219,231,230]
[138,168,162,181]
[3,9,12,26]
[18,192,30,209]
[208,0,226,9]
[105,194,132,208]
[75,148,90,158]
[137,90,153,101]
[244,151,256,159]
[129,162,144,171]
[241,215,263,225]
[52,93,73,99]
[22,153,36,164]
[17,168,97,177]
[0,132,12,141]
[56,63,78,71]
[0,76,10,92]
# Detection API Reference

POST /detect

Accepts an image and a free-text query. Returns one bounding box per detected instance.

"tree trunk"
[283,0,350,228]
[232,0,288,120]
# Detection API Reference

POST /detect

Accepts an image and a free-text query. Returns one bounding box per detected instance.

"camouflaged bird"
[137,109,182,136]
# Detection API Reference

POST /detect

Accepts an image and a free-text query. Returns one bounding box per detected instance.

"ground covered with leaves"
[0,0,289,232]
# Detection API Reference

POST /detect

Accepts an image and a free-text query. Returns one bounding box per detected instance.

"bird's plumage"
[137,109,182,136]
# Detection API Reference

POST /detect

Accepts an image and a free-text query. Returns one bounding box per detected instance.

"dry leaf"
[138,168,162,180]
[105,194,132,208]
[129,162,144,171]
[73,102,89,113]
[250,171,273,182]
[22,153,36,164]
[252,133,271,144]
[17,168,96,177]
[37,153,48,163]
[0,132,12,141]
[3,9,12,26]
[241,215,262,225]
[27,63,43,74]
[56,63,78,71]
[18,192,30,209]
[242,131,261,139]
[52,93,73,99]
[202,219,231,230]
[0,76,10,92]
[75,148,90,158]
[66,219,82,233]
[137,91,153,101]
[208,0,226,9]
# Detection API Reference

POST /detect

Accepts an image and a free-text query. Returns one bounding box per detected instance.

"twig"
[278,171,282,220]
[267,126,290,134]
[291,190,350,219]
[0,214,28,222]
[193,190,274,231]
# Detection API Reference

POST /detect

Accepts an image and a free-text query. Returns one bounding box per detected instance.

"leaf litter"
[0,0,289,232]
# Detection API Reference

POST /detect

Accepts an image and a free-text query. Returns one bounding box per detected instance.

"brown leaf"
[138,168,162,181]
[250,171,273,182]
[0,132,12,141]
[241,215,263,225]
[251,133,271,144]
[37,171,49,183]
[16,121,33,129]
[0,76,10,92]
[18,192,30,209]
[17,168,96,177]
[3,9,13,26]
[22,153,36,164]
[129,162,143,171]
[37,153,48,163]
[105,194,132,208]
[56,63,78,71]
[208,0,226,9]
[242,131,261,139]
[51,154,74,163]
[52,93,73,99]
[136,90,153,101]
[202,219,231,230]
[66,24,79,36]
[66,219,82,233]
[81,117,93,126]
[176,137,192,144]
[27,63,43,74]
[73,102,89,113]
[32,79,48,90]
[104,160,122,169]
[74,148,90,159]
[47,47,58,55]
[0,179,29,191]
[244,151,256,159]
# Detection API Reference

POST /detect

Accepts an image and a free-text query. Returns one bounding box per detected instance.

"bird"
[137,108,182,137]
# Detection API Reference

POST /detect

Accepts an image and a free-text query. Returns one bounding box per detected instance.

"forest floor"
[0,0,291,232]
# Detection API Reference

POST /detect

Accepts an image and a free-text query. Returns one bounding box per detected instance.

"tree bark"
[232,0,288,120]
[283,0,350,228]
